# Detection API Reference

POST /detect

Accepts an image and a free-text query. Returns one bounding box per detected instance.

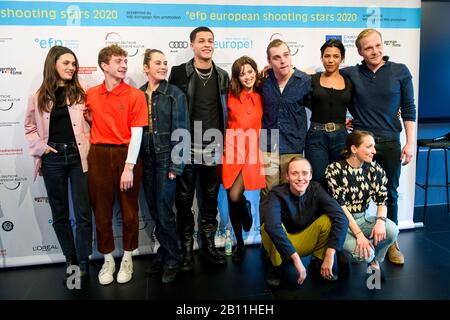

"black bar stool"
[415,137,450,223]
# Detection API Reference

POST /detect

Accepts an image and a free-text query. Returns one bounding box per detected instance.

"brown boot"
[387,241,405,265]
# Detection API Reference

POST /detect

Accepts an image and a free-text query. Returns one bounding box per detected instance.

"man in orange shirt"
[86,45,148,285]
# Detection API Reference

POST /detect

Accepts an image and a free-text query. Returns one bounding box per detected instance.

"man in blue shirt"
[261,157,348,286]
[341,29,416,265]
[260,39,311,222]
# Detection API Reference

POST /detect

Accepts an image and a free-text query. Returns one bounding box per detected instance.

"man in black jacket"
[169,26,230,270]
[262,156,349,286]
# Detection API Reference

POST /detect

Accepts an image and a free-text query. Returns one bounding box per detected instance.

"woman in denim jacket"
[139,49,189,284]
[24,46,92,285]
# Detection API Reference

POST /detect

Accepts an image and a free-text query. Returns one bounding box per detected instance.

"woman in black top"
[25,46,92,286]
[305,39,353,185]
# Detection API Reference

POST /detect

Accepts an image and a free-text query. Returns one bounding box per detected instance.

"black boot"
[79,260,90,287]
[180,236,194,271]
[146,259,163,274]
[198,235,226,265]
[162,267,179,284]
[228,198,245,263]
[62,255,78,285]
[232,245,245,264]
[241,198,253,232]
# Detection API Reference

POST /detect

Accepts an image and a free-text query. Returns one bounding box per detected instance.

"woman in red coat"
[222,56,266,263]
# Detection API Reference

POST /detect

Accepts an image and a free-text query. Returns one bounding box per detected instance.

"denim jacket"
[139,80,189,175]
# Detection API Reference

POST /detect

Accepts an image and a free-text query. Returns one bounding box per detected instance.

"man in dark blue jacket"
[341,28,417,265]
[260,39,311,223]
[262,157,348,286]
[169,26,230,270]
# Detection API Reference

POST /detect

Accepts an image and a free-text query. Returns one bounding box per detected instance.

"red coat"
[222,90,266,190]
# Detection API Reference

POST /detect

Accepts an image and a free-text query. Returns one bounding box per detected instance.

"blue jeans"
[343,212,399,263]
[41,141,92,261]
[373,137,401,225]
[305,127,347,185]
[141,131,181,269]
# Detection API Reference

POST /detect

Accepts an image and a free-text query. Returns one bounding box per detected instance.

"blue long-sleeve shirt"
[341,57,416,140]
[263,182,348,259]
[261,68,311,154]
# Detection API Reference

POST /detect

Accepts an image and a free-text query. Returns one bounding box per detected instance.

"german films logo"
[0,67,22,75]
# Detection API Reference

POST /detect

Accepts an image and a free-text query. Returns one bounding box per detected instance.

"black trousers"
[175,163,220,245]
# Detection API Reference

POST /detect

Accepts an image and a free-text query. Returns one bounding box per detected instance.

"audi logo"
[169,41,189,49]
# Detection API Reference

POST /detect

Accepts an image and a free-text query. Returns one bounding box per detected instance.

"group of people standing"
[25,26,415,288]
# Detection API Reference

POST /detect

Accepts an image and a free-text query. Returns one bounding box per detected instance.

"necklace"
[194,65,213,87]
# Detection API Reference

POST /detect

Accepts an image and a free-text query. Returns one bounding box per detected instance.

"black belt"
[311,122,344,132]
[47,141,78,151]
[94,143,128,148]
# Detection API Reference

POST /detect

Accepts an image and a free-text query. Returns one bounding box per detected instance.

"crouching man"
[261,157,349,286]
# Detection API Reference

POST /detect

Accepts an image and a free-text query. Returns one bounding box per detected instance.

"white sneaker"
[117,260,133,284]
[98,260,115,285]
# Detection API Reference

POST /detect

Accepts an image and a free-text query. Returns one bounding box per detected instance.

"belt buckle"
[325,123,336,132]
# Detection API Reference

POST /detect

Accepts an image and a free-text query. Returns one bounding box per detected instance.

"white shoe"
[98,260,115,285]
[117,260,133,284]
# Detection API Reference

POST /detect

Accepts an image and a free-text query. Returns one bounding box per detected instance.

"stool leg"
[423,148,432,223]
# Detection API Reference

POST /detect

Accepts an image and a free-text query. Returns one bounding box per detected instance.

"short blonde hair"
[286,156,312,174]
[355,28,382,49]
[266,39,290,60]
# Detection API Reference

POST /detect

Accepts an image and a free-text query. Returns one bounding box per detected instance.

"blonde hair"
[143,48,164,66]
[266,39,290,60]
[355,28,382,49]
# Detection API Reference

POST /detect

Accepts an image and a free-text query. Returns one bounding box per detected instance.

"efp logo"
[269,33,303,56]
[34,37,79,49]
[2,221,14,232]
[105,32,144,57]
[34,37,63,48]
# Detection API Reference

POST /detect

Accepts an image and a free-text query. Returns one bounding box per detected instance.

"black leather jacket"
[168,58,230,134]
